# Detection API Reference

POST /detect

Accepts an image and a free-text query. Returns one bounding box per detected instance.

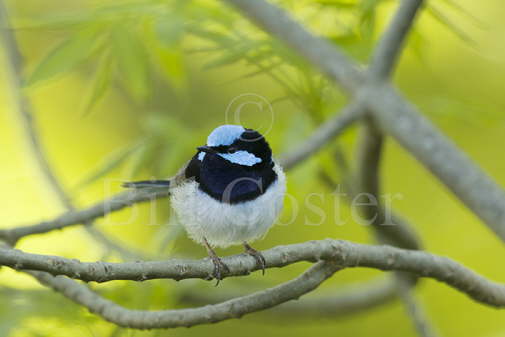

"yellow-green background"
[1,0,504,336]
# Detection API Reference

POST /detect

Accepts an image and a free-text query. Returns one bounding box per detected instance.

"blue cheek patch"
[198,152,206,161]
[207,125,245,146]
[218,150,262,166]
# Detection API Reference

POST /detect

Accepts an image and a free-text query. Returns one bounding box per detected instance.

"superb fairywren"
[124,125,286,282]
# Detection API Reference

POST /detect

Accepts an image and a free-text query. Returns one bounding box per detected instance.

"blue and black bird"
[124,125,286,282]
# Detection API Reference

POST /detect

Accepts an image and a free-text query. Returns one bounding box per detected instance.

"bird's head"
[196,125,272,168]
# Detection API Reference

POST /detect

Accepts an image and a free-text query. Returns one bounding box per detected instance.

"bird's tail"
[122,180,171,189]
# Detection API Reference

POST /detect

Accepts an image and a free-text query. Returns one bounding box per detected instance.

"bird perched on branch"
[123,125,286,283]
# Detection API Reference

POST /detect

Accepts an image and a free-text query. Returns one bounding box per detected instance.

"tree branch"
[279,100,364,170]
[355,121,423,251]
[27,261,341,329]
[355,121,436,336]
[2,239,505,308]
[181,276,398,318]
[396,277,440,337]
[369,0,425,79]
[0,187,170,245]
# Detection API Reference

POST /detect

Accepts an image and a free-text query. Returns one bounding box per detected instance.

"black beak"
[197,146,217,154]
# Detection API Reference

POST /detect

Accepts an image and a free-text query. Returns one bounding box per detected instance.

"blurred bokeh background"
[1,0,504,336]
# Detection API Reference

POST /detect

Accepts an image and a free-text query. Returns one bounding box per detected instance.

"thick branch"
[28,261,340,329]
[2,239,505,307]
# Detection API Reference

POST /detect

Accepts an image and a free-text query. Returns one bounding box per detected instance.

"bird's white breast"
[170,164,286,248]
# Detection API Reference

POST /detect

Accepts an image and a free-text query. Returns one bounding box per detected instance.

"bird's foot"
[243,242,266,275]
[203,237,230,286]
[209,254,230,286]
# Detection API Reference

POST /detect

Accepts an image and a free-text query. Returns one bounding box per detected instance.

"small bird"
[123,125,286,283]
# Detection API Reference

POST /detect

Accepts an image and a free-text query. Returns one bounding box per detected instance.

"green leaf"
[81,50,114,115]
[13,12,92,31]
[73,142,141,190]
[266,39,306,67]
[155,15,185,48]
[153,46,188,93]
[145,18,188,93]
[186,26,235,46]
[125,140,159,178]
[408,29,428,64]
[427,5,475,45]
[112,26,151,101]
[315,0,357,9]
[202,44,251,69]
[222,60,283,85]
[358,0,382,39]
[26,29,101,86]
[440,0,484,27]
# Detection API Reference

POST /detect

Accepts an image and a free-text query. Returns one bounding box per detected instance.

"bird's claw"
[244,245,266,275]
[210,255,230,286]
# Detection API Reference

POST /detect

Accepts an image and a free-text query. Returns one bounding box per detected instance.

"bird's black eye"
[228,147,237,154]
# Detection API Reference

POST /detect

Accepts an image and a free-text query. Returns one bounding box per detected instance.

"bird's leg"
[203,237,230,286]
[243,242,266,275]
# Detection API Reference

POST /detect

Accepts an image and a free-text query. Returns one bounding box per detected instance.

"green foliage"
[25,28,103,86]
[426,4,475,45]
[113,26,152,101]
[81,50,115,115]
[74,141,142,190]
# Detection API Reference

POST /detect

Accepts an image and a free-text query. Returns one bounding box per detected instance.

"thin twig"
[0,187,170,244]
[279,100,364,170]
[369,0,425,79]
[396,276,441,337]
